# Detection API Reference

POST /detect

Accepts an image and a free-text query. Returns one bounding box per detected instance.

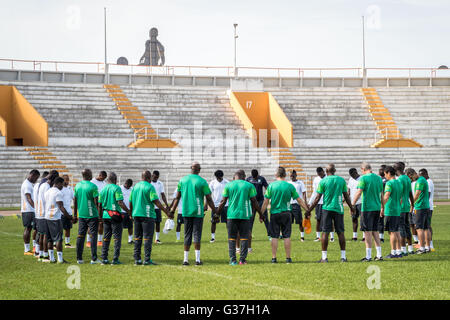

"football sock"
[183,251,189,262]
[353,232,357,238]
[321,251,327,260]
[195,250,201,262]
[65,237,70,244]
[430,241,434,249]
[24,243,30,252]
[155,232,160,241]
[408,245,414,253]
[128,235,133,242]
[98,234,103,242]
[341,250,346,259]
[300,232,304,238]
[366,248,372,259]
[49,250,54,261]
[57,251,63,262]
[176,232,180,240]
[413,235,418,242]
[376,246,382,258]
[211,233,215,240]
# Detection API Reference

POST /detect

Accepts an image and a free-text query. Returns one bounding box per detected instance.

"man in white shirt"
[289,170,307,241]
[309,167,334,242]
[419,168,435,251]
[90,171,107,246]
[61,174,75,248]
[170,187,184,241]
[120,179,134,244]
[151,170,169,244]
[44,176,72,263]
[206,170,229,243]
[20,169,40,255]
[32,171,48,256]
[348,168,362,241]
[36,170,60,262]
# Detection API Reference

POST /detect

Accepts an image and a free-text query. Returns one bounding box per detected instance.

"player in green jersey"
[406,168,431,254]
[74,169,100,264]
[130,170,171,265]
[170,162,217,266]
[382,166,403,259]
[307,164,354,263]
[98,172,131,265]
[260,167,309,264]
[352,162,384,262]
[394,162,415,256]
[216,170,264,265]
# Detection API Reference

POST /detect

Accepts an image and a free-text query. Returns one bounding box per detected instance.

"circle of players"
[19,160,434,265]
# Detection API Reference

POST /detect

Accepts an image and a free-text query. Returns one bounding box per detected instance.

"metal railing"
[133,127,172,143]
[2,58,450,78]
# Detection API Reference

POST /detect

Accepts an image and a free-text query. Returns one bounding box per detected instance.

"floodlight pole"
[233,23,238,78]
[104,7,109,84]
[362,15,367,88]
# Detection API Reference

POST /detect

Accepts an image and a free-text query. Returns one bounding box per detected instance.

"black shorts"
[385,215,400,232]
[360,211,380,232]
[227,219,251,240]
[352,204,361,219]
[36,219,48,235]
[399,212,412,238]
[428,210,433,227]
[122,212,132,229]
[321,210,345,233]
[177,213,184,225]
[184,217,203,246]
[212,206,227,223]
[61,215,73,230]
[269,211,292,239]
[21,212,34,228]
[414,209,430,230]
[315,204,323,221]
[290,204,302,224]
[155,209,162,224]
[409,211,415,226]
[378,216,385,233]
[46,219,63,242]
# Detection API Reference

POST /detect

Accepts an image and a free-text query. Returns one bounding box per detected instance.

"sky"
[1,0,449,72]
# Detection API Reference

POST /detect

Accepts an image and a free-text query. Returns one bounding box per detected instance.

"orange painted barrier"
[229,92,293,148]
[0,85,48,146]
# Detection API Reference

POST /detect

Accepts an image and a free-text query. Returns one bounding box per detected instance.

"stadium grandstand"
[0,61,449,208]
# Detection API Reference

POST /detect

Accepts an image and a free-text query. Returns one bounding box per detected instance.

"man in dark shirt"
[246,169,270,245]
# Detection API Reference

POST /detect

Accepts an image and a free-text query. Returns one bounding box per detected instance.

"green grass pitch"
[0,206,449,300]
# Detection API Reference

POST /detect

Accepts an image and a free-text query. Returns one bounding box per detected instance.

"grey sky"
[1,0,449,70]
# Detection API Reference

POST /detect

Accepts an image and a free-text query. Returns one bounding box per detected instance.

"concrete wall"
[2,69,450,88]
[0,85,48,146]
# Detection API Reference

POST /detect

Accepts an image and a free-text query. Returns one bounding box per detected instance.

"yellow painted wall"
[0,85,48,146]
[230,91,293,148]
[268,93,293,148]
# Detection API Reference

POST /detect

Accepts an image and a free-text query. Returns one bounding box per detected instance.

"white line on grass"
[162,263,335,300]
[0,231,22,237]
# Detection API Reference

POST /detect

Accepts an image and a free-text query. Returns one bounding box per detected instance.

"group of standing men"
[19,159,435,265]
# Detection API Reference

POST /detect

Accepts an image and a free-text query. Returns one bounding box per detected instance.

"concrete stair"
[0,83,449,207]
